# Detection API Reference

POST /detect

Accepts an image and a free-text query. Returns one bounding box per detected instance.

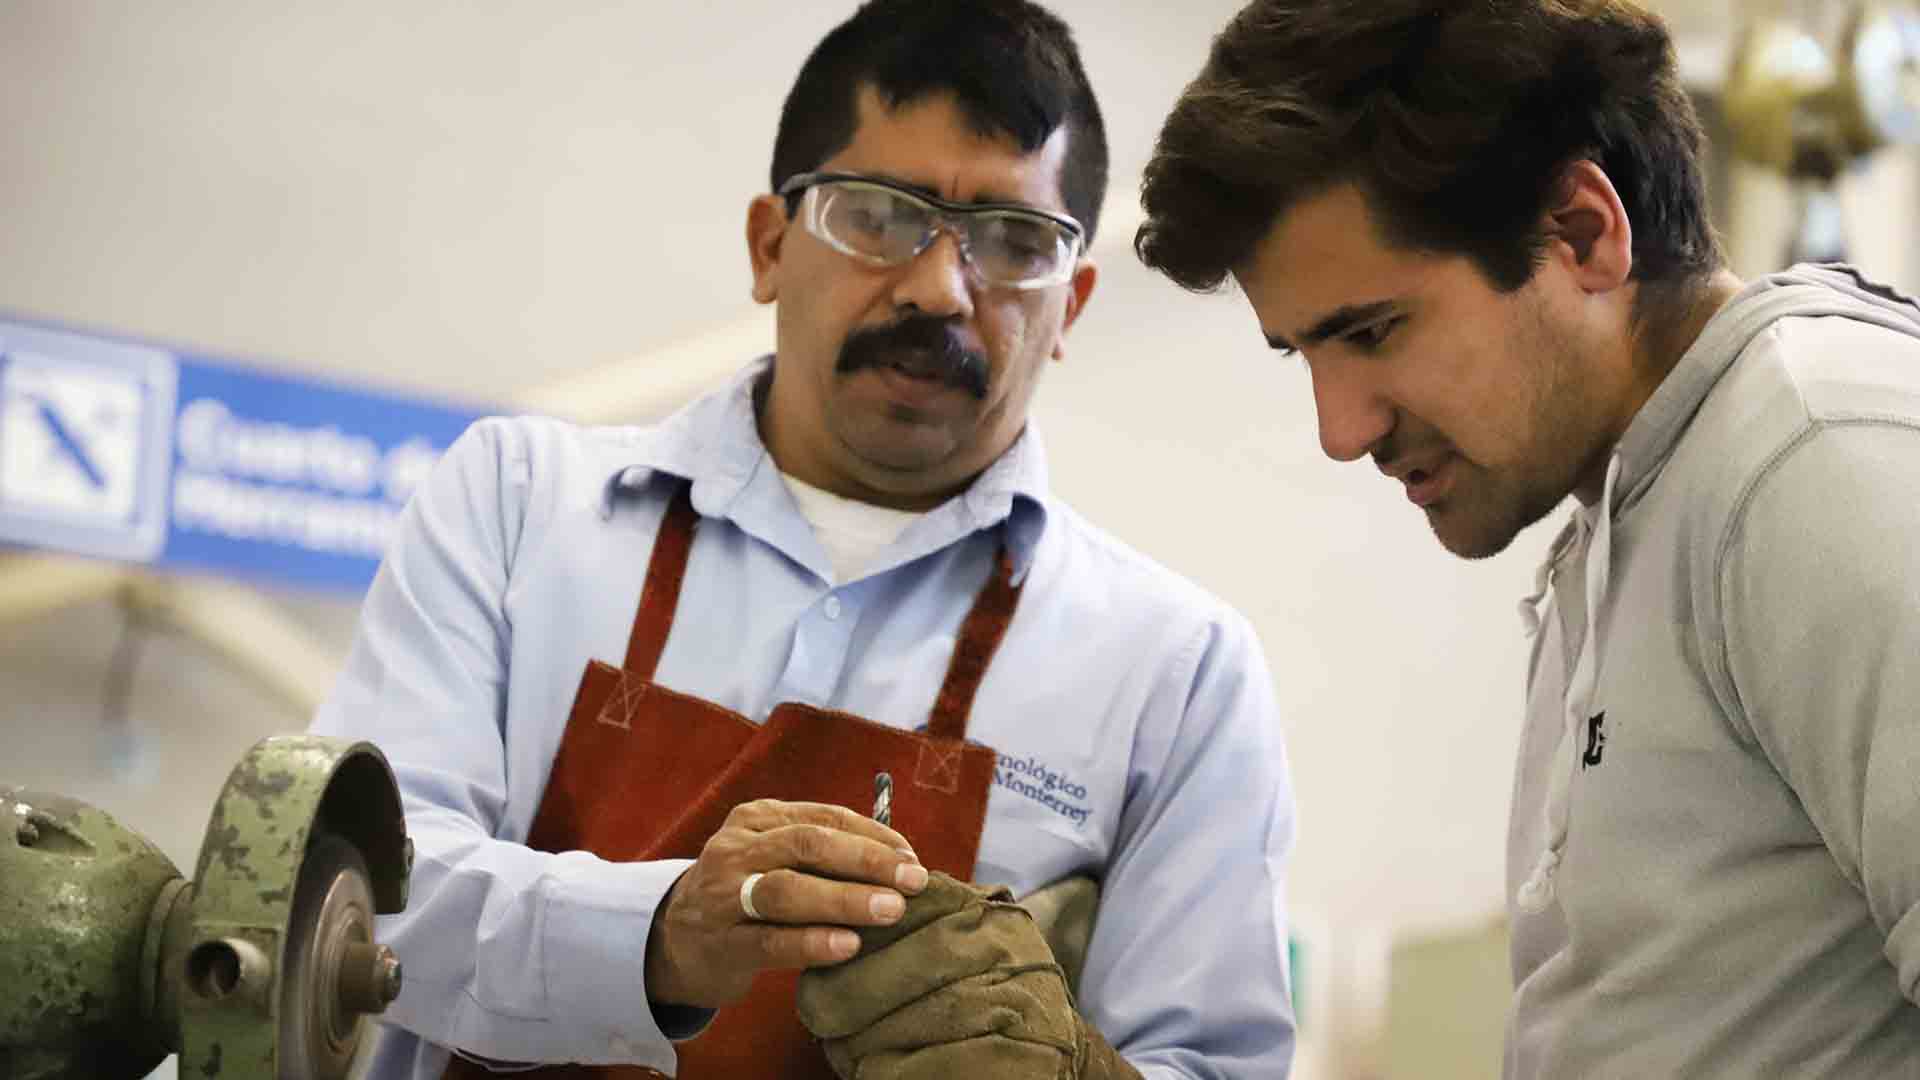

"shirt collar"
[600,356,1052,582]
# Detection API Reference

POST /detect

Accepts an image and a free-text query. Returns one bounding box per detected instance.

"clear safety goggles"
[779,171,1085,291]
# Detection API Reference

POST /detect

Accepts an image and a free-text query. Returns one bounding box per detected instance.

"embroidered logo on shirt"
[993,753,1092,827]
[1582,712,1607,769]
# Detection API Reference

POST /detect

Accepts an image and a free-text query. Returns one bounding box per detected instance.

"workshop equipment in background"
[1723,1,1920,262]
[0,734,412,1079]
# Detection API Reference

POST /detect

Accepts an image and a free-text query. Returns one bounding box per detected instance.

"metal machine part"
[1724,15,1857,179]
[1847,3,1920,146]
[1722,2,1920,263]
[280,831,388,1079]
[0,735,411,1079]
[1719,2,1920,176]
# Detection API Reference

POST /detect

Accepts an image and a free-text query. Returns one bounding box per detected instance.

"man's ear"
[747,194,789,305]
[1050,258,1099,362]
[1544,160,1633,294]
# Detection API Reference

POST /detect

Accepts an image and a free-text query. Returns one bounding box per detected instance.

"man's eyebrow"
[864,170,1027,208]
[1266,300,1401,353]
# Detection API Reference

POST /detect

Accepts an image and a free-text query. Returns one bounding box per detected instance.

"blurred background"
[3,1,1917,1077]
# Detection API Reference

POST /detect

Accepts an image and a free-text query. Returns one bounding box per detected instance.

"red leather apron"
[444,485,1019,1079]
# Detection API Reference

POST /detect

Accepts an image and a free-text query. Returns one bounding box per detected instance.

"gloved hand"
[796,871,1142,1080]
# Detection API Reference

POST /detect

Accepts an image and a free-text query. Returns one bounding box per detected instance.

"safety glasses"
[778,171,1085,290]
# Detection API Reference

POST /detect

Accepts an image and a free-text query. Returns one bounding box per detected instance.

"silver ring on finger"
[739,871,767,921]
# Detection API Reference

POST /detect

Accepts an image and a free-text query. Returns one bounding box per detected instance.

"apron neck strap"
[927,547,1022,740]
[622,483,700,679]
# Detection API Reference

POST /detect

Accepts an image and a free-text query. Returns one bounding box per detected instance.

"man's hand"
[796,872,1142,1080]
[645,799,928,1009]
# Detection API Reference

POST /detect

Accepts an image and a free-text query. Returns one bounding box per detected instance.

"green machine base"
[2,735,412,1080]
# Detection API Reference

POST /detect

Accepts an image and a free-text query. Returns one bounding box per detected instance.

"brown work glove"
[796,871,1142,1080]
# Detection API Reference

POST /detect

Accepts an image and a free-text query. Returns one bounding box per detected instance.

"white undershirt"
[780,471,923,584]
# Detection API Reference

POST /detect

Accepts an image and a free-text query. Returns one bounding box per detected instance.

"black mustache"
[837,317,989,400]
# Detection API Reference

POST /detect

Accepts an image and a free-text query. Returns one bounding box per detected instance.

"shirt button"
[823,595,843,620]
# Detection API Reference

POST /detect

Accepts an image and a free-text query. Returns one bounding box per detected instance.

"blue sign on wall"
[0,315,495,593]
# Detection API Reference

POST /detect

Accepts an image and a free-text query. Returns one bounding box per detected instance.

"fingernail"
[871,892,905,921]
[895,863,928,892]
[829,930,860,959]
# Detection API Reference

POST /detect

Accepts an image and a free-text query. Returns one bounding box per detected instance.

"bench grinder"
[1,735,412,1079]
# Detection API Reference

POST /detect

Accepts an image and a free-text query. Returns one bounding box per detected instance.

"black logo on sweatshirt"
[1581,713,1607,769]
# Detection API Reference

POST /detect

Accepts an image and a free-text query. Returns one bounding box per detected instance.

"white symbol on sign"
[0,351,146,523]
[0,321,176,564]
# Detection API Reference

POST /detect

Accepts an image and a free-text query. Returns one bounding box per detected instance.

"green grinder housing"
[1,735,412,1079]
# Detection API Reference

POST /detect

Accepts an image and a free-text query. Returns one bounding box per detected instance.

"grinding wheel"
[278,830,386,1080]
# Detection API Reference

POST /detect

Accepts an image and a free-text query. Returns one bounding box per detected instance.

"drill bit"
[872,772,893,827]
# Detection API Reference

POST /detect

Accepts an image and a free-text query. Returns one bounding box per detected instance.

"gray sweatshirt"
[1506,265,1920,1077]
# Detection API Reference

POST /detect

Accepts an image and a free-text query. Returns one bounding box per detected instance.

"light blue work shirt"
[311,359,1296,1079]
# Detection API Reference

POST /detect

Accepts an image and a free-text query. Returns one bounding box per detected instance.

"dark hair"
[770,0,1109,242]
[1135,0,1722,306]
